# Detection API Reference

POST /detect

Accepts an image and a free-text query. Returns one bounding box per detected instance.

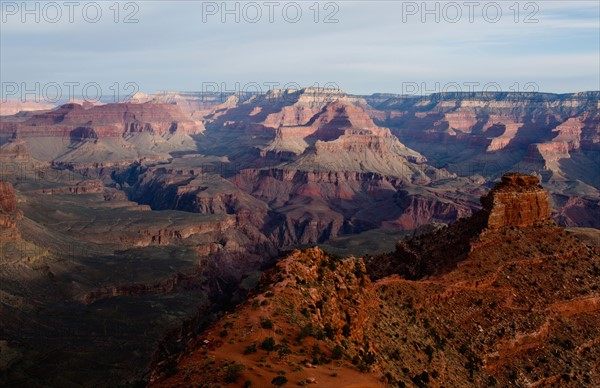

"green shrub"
[260,337,276,351]
[271,375,288,386]
[276,344,292,357]
[342,324,351,337]
[224,363,245,384]
[324,323,336,340]
[315,329,326,341]
[331,345,344,360]
[296,323,314,341]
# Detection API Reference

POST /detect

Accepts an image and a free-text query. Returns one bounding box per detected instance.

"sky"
[1,0,599,101]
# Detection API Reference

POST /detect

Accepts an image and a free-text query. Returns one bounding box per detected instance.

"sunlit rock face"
[481,173,552,229]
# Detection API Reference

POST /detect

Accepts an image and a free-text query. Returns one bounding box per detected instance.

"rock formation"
[0,181,21,241]
[0,182,18,212]
[0,102,204,163]
[480,173,552,229]
[367,173,555,280]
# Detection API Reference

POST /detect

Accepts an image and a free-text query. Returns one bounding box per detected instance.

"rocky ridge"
[153,173,600,387]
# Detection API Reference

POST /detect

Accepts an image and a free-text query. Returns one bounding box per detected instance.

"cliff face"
[262,100,427,170]
[6,102,204,137]
[366,92,599,227]
[480,173,552,229]
[0,102,204,163]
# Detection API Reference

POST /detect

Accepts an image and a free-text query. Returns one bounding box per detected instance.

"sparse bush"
[260,337,276,351]
[277,344,292,357]
[261,318,274,329]
[324,323,336,340]
[411,371,430,387]
[315,329,326,341]
[363,351,376,365]
[271,375,288,386]
[243,344,257,355]
[297,323,314,341]
[312,344,321,356]
[331,345,344,360]
[342,324,351,337]
[424,345,434,362]
[225,363,245,384]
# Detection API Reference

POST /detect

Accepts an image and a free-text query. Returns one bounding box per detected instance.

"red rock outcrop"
[367,173,554,280]
[0,182,18,212]
[480,173,552,229]
[0,182,21,241]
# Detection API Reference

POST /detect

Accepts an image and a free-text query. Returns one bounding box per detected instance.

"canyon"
[0,89,598,385]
